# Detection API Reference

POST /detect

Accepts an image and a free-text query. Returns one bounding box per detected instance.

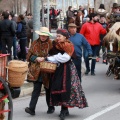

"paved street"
[12,59,120,120]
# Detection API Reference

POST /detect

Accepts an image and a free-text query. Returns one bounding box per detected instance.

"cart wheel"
[0,77,13,120]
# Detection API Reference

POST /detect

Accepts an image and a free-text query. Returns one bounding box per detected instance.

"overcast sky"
[56,0,94,9]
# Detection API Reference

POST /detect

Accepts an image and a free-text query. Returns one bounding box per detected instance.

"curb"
[20,82,44,97]
[20,82,33,97]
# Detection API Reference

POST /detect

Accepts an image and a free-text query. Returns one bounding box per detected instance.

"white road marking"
[84,102,120,120]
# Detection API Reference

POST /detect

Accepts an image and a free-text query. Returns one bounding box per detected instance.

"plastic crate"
[0,54,8,80]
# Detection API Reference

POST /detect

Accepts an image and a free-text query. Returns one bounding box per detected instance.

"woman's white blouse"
[47,52,71,63]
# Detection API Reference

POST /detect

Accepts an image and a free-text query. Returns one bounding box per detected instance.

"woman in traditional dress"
[47,29,88,120]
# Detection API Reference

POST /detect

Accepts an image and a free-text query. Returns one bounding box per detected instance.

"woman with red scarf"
[47,29,88,120]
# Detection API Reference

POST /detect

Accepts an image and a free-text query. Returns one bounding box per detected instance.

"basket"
[8,70,28,87]
[6,60,28,87]
[40,61,57,73]
[7,60,28,72]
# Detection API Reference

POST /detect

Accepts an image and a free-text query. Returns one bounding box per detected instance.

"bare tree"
[27,0,30,13]
[20,0,22,14]
[17,0,20,14]
[30,0,33,13]
[13,0,17,14]
[27,0,33,14]
[31,0,34,14]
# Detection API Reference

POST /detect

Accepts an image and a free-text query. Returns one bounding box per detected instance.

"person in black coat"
[0,11,15,60]
[16,14,27,61]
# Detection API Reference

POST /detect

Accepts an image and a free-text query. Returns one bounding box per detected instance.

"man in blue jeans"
[80,13,106,75]
[83,46,99,75]
[68,23,92,82]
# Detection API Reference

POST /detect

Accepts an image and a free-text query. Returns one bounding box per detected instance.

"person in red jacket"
[80,13,106,75]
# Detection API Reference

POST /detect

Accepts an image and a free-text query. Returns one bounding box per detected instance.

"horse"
[103,22,120,52]
[103,22,120,79]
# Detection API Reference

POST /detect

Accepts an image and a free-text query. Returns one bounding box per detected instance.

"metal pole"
[33,0,41,40]
[47,0,50,29]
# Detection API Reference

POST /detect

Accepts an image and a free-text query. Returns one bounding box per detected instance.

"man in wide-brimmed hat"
[112,3,119,13]
[108,3,120,26]
[25,27,55,115]
[112,3,119,8]
[68,23,92,82]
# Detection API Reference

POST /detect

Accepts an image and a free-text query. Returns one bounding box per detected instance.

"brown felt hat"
[68,23,77,27]
[112,3,119,8]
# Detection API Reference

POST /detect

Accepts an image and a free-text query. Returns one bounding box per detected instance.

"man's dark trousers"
[1,36,13,60]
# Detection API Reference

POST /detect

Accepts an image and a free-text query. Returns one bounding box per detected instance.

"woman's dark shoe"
[25,107,35,115]
[47,106,55,114]
[85,69,90,75]
[59,110,69,120]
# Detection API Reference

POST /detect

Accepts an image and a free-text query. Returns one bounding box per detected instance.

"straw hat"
[35,27,53,37]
